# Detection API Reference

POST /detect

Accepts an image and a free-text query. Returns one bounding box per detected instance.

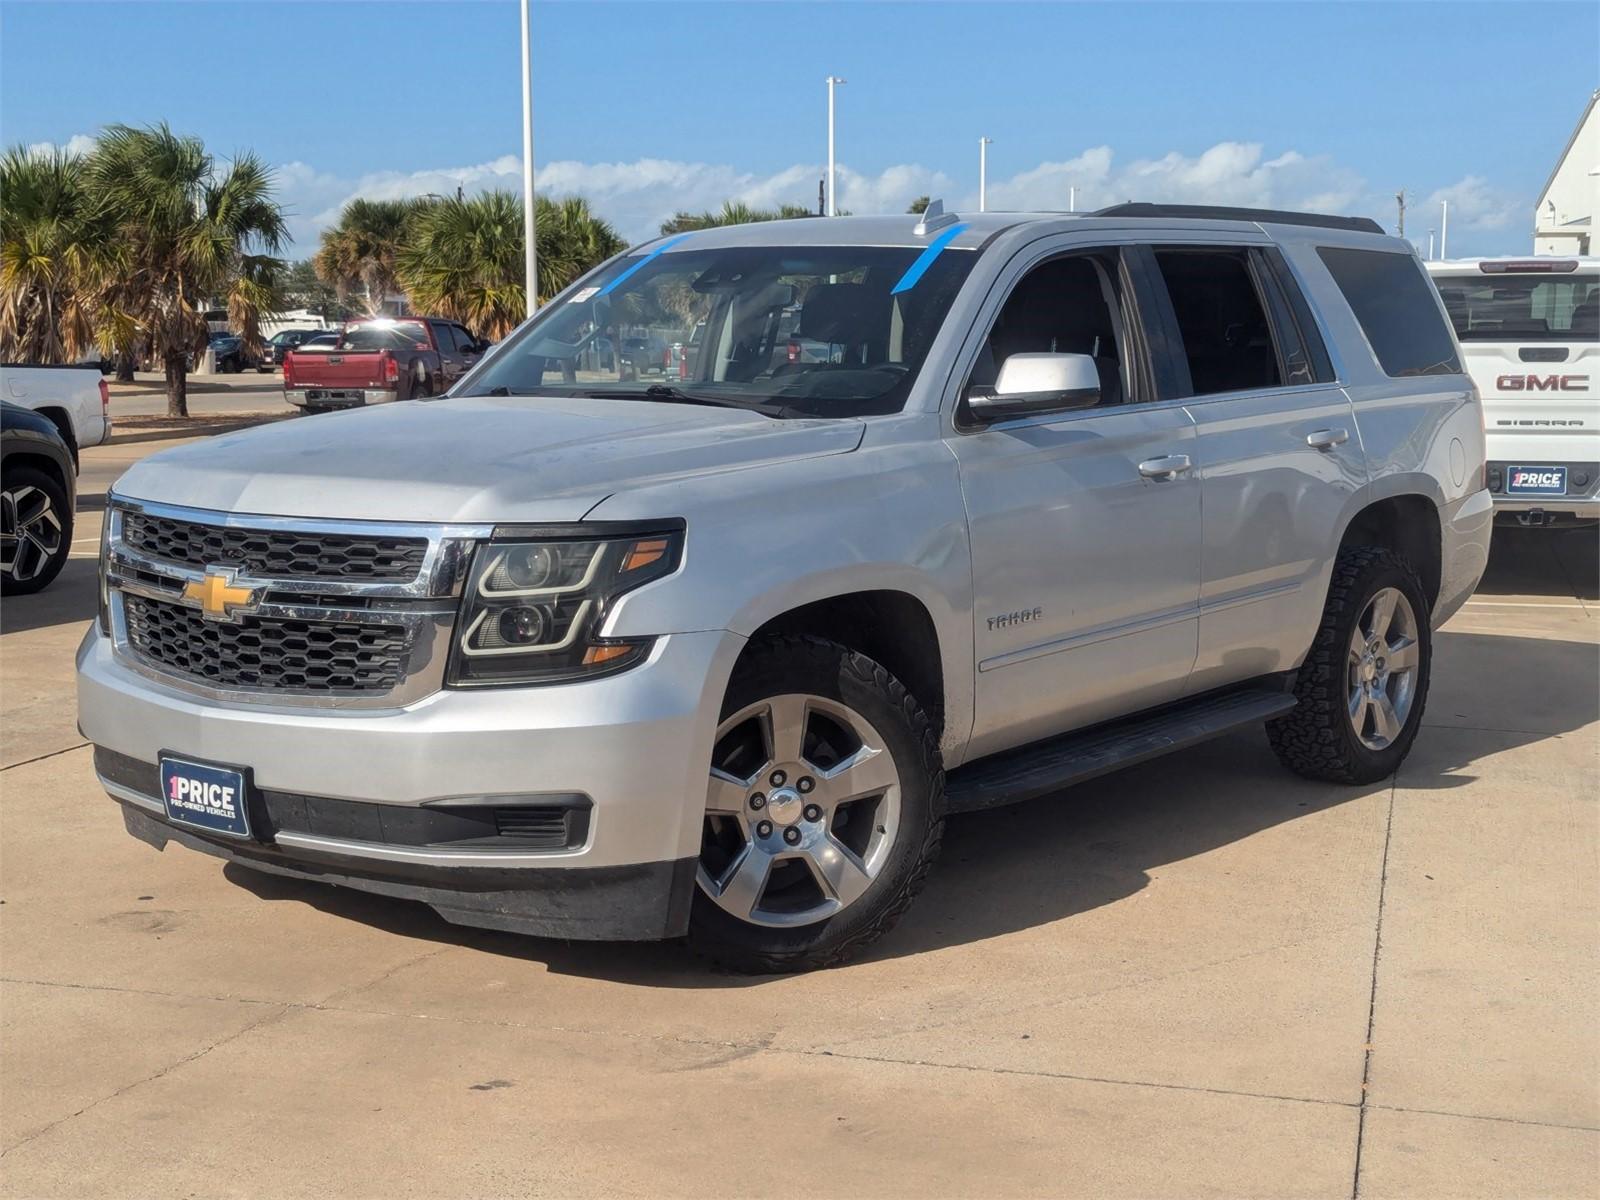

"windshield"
[339,320,430,352]
[1434,273,1598,342]
[459,241,977,417]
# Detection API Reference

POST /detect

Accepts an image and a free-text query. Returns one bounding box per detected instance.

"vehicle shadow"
[222,626,1599,987]
[1475,526,1597,601]
[0,558,98,635]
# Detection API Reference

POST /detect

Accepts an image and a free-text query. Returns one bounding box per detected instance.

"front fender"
[589,426,978,764]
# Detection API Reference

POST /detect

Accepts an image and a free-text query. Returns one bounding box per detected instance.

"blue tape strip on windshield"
[890,223,970,294]
[598,233,692,296]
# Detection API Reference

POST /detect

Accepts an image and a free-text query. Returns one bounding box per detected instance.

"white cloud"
[979,142,1365,216]
[26,133,96,159]
[276,140,1388,253]
[1421,175,1522,232]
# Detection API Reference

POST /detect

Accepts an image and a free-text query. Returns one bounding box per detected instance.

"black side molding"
[1093,203,1385,235]
[945,688,1298,814]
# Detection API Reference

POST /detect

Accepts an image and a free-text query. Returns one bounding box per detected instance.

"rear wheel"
[1268,546,1431,784]
[1,466,72,595]
[688,636,944,972]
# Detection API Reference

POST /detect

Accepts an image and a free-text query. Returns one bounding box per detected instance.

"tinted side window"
[1154,249,1283,396]
[1317,246,1461,377]
[1253,248,1333,385]
[453,326,479,352]
[965,252,1129,409]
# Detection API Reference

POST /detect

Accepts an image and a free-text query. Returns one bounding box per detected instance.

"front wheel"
[1268,546,1432,784]
[1,466,73,595]
[688,636,944,972]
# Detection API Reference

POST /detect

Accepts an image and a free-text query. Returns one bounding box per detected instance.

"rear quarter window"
[1317,246,1462,378]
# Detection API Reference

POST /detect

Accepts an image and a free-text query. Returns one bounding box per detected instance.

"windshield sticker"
[568,286,600,305]
[890,223,969,295]
[599,233,692,297]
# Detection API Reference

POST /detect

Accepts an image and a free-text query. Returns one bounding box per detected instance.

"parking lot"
[2,431,1596,1198]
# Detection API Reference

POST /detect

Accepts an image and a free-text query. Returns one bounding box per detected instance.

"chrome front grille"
[124,594,411,693]
[104,497,492,708]
[121,510,428,581]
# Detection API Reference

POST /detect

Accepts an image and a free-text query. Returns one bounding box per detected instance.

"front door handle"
[1306,427,1350,450]
[1137,454,1192,481]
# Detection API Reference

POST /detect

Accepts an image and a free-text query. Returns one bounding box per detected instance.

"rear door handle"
[1306,427,1350,450]
[1137,454,1192,480]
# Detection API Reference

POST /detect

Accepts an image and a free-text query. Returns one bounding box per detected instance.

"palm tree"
[536,195,625,302]
[0,145,103,363]
[87,123,286,417]
[396,191,624,338]
[313,198,430,314]
[907,196,931,214]
[659,201,818,236]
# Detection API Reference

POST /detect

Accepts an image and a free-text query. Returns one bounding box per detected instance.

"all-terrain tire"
[687,635,945,973]
[1267,546,1432,784]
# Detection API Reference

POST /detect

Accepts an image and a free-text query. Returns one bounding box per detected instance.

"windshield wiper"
[576,384,789,418]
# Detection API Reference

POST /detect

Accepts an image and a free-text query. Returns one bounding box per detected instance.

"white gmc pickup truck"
[0,363,111,464]
[1427,258,1598,527]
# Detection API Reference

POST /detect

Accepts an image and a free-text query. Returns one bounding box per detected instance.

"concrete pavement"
[1,435,1595,1197]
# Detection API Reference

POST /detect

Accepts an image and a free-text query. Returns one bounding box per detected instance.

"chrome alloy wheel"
[0,484,64,585]
[699,694,902,928]
[1347,586,1420,751]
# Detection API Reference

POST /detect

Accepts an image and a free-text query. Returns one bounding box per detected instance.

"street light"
[979,137,993,213]
[1439,200,1449,260]
[826,76,846,216]
[520,0,537,312]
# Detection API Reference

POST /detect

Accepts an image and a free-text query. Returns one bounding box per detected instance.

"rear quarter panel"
[1280,234,1488,624]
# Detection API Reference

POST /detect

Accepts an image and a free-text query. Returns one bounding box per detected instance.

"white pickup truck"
[1427,258,1598,526]
[0,363,111,464]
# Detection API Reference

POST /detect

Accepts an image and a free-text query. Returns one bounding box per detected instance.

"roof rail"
[914,199,960,236]
[1091,202,1385,235]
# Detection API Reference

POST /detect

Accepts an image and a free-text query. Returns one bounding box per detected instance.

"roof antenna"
[915,198,959,237]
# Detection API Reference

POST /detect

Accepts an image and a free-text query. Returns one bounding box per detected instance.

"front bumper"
[78,626,745,939]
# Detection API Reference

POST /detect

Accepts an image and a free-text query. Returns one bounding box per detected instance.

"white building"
[1534,89,1598,256]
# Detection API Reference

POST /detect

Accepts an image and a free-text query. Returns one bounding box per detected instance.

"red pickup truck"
[282,316,486,413]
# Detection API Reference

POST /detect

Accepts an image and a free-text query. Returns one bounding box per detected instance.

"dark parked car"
[1,400,76,595]
[619,334,668,379]
[260,328,333,372]
[207,333,256,373]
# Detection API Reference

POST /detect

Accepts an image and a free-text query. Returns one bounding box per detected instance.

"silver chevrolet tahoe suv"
[78,202,1492,972]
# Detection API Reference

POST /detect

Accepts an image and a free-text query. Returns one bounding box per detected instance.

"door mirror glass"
[967,352,1102,422]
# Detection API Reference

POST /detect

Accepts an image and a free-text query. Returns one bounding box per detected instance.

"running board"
[944,689,1298,814]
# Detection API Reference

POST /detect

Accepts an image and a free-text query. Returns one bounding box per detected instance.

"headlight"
[96,513,113,636]
[445,528,683,687]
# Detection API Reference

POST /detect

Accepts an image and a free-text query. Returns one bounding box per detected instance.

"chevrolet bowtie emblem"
[183,572,256,621]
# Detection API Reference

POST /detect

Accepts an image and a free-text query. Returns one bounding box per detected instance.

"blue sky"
[3,0,1595,256]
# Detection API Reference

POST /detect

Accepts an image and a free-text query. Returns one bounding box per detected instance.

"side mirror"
[966,352,1101,422]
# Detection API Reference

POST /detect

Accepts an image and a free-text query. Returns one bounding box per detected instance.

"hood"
[112,396,864,524]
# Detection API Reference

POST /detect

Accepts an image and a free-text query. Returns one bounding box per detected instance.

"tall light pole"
[825,76,846,216]
[978,137,993,212]
[520,0,537,313]
[1069,185,1077,213]
[1427,229,1436,260]
[1439,200,1449,260]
